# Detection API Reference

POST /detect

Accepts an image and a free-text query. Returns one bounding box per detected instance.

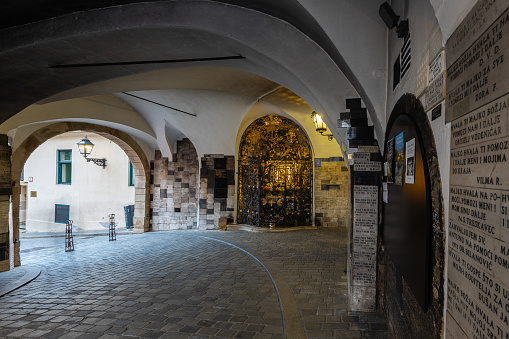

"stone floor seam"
[198,235,307,339]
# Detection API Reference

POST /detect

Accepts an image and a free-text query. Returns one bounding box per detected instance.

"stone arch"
[382,93,445,339]
[0,0,374,145]
[11,122,150,265]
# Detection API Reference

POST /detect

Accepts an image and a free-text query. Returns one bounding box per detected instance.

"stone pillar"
[0,135,12,272]
[349,146,381,312]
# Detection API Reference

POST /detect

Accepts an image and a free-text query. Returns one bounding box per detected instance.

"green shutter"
[58,150,72,184]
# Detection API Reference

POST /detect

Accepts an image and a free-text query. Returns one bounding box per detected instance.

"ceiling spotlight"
[379,2,409,38]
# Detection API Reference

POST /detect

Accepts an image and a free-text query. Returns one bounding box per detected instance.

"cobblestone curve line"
[199,235,307,339]
[0,234,286,338]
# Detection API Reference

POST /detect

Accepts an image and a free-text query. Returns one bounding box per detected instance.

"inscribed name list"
[446,7,509,121]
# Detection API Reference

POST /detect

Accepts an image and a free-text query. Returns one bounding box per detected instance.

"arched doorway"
[10,122,151,267]
[238,115,312,227]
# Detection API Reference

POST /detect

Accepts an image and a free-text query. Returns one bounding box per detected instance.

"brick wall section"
[314,157,350,227]
[199,155,235,230]
[0,135,11,272]
[150,139,199,230]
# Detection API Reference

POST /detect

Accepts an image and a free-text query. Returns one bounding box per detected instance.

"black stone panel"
[345,98,361,109]
[227,170,235,185]
[347,126,374,140]
[199,199,207,209]
[215,177,228,189]
[214,188,227,199]
[214,157,227,169]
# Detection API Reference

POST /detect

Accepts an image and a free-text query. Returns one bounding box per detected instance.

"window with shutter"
[57,150,72,184]
[55,204,70,223]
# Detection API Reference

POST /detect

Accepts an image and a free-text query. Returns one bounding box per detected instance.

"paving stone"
[0,230,392,339]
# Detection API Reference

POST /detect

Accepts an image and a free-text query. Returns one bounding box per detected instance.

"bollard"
[65,220,74,252]
[109,214,116,241]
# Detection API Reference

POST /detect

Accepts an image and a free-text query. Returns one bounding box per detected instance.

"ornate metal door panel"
[237,158,261,226]
[238,115,312,227]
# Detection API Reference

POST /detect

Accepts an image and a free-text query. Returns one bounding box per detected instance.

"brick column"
[0,135,12,272]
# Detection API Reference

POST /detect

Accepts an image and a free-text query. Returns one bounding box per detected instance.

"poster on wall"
[382,182,388,203]
[394,132,405,186]
[405,138,415,184]
[386,138,394,183]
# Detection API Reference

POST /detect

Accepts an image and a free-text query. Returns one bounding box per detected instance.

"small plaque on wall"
[431,104,442,121]
[30,191,37,197]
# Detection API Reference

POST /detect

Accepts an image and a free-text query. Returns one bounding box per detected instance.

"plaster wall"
[23,132,135,232]
[297,0,388,139]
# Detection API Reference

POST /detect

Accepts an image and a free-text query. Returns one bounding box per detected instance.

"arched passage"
[381,94,445,339]
[0,0,371,145]
[11,122,151,266]
[238,115,313,227]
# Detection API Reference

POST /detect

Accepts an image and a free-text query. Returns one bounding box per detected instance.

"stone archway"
[238,115,313,227]
[10,122,151,267]
[381,93,445,339]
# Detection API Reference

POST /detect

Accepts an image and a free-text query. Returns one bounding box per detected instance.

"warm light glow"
[311,111,328,134]
[77,136,94,158]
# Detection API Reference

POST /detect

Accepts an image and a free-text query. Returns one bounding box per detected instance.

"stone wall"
[0,135,11,272]
[150,139,199,230]
[314,157,350,227]
[199,155,235,229]
[444,3,509,339]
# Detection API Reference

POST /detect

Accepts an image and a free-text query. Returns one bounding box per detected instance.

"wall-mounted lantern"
[311,111,334,141]
[77,136,107,168]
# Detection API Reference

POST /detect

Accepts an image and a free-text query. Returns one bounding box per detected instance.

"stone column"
[0,135,12,272]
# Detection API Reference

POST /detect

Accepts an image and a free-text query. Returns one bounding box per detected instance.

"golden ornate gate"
[238,115,312,227]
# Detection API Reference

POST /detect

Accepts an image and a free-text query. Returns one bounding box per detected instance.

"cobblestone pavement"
[0,229,392,338]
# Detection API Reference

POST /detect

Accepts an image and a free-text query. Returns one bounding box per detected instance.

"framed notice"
[386,138,394,183]
[405,138,415,184]
[394,132,404,186]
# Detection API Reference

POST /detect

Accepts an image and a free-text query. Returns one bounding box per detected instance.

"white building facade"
[21,131,135,232]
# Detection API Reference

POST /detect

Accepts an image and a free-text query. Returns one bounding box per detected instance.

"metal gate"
[238,115,312,227]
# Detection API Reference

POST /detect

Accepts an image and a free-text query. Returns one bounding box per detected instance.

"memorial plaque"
[352,185,378,288]
[446,0,509,66]
[354,152,381,172]
[357,146,380,153]
[429,50,445,83]
[446,6,509,121]
[425,71,446,111]
[447,3,509,337]
[351,145,380,311]
[431,103,442,121]
[417,50,430,97]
